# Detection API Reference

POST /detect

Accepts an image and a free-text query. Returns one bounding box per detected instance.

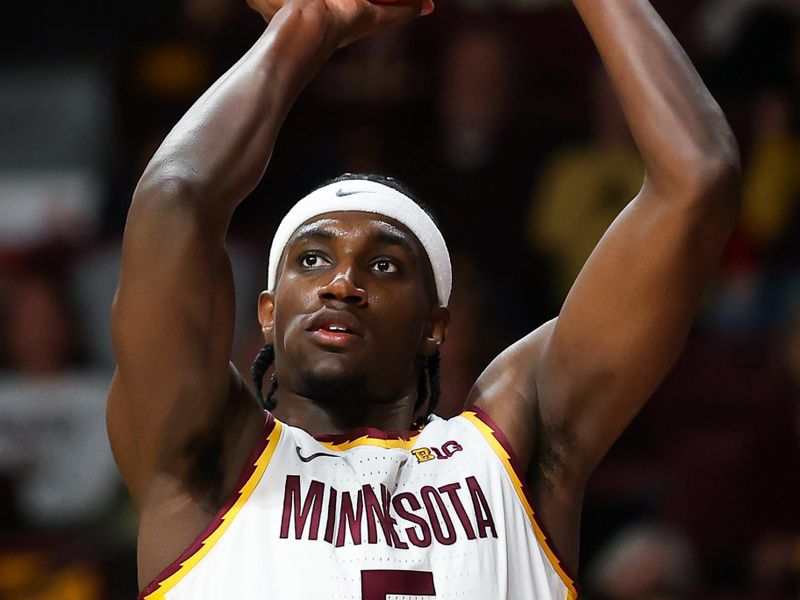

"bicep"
[109,194,239,493]
[536,184,736,478]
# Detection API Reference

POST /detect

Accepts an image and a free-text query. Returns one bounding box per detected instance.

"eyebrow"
[367,228,415,252]
[289,226,337,246]
[288,222,416,254]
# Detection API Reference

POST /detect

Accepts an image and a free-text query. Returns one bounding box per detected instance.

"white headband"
[268,179,452,306]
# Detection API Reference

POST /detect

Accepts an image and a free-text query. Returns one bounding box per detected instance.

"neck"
[271,388,420,436]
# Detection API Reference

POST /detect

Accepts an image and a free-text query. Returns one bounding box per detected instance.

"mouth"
[305,312,364,348]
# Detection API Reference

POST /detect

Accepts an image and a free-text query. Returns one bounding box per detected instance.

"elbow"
[132,162,205,210]
[691,145,741,200]
[673,138,742,227]
[131,159,238,223]
[124,167,218,239]
[685,162,741,239]
[683,121,741,194]
[696,121,741,191]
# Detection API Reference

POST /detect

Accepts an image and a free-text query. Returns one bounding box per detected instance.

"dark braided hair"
[411,352,442,428]
[251,344,278,411]
[251,173,445,426]
[426,352,442,417]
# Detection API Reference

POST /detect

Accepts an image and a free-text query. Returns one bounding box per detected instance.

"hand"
[247,0,432,47]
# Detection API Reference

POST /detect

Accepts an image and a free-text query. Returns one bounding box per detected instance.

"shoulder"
[465,318,557,471]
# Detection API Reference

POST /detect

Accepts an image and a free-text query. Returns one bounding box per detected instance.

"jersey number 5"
[361,570,436,600]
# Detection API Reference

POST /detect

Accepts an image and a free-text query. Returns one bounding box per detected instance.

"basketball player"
[107,0,740,598]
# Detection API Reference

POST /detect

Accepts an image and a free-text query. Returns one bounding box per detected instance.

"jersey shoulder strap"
[457,406,578,599]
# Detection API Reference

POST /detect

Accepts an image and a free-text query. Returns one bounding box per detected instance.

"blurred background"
[0,0,799,598]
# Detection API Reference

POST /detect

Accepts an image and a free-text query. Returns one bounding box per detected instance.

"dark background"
[0,0,798,598]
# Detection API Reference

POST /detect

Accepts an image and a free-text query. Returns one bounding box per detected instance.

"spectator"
[525,67,643,299]
[403,20,551,329]
[742,88,800,263]
[586,522,699,600]
[0,268,119,527]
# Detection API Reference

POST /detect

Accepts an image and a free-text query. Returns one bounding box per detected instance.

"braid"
[414,366,428,413]
[412,352,442,428]
[251,344,277,411]
[266,373,279,411]
[426,352,442,418]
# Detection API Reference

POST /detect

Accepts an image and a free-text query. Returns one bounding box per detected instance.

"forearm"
[134,3,337,223]
[572,0,739,197]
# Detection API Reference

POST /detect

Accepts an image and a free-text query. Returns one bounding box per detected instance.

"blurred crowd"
[1,0,799,598]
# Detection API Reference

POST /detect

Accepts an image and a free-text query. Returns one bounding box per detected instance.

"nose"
[318,269,368,307]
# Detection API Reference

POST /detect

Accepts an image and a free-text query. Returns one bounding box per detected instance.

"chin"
[298,360,370,404]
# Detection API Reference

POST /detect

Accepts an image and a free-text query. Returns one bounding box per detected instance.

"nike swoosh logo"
[296,447,339,462]
[335,189,377,197]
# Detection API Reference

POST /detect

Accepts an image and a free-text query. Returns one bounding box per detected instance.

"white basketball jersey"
[139,408,578,600]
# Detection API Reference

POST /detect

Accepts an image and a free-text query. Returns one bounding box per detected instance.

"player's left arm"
[469,0,740,564]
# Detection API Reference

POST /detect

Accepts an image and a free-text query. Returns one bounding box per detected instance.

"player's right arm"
[109,1,331,513]
[108,0,424,515]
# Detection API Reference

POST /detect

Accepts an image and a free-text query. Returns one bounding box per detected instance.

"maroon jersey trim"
[137,412,277,599]
[464,406,580,598]
[312,425,423,446]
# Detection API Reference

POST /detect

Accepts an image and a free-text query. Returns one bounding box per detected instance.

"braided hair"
[250,172,445,426]
[251,343,278,412]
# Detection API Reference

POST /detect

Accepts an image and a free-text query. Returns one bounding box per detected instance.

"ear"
[420,306,450,358]
[257,291,276,344]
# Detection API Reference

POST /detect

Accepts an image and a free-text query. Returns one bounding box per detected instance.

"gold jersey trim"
[140,418,283,599]
[461,409,579,600]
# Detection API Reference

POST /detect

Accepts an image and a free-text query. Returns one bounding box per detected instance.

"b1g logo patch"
[411,440,463,463]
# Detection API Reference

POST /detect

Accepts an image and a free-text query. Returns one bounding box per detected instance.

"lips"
[305,310,364,348]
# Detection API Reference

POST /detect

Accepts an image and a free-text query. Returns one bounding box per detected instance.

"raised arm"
[541,0,741,475]
[469,0,740,567]
[108,0,423,507]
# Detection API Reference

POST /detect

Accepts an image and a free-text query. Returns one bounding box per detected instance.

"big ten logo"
[410,440,463,464]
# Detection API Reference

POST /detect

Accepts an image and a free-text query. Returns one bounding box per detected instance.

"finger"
[367,0,430,28]
[369,0,432,15]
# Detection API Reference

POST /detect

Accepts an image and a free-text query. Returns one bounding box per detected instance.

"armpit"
[529,416,578,494]
[183,432,225,511]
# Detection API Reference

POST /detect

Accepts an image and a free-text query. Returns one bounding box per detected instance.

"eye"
[300,253,330,269]
[371,259,398,273]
